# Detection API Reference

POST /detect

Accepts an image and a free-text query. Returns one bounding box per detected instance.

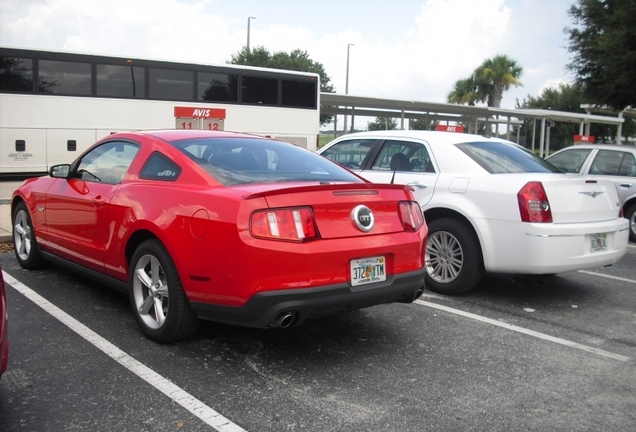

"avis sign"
[573,135,595,143]
[174,106,226,131]
[436,124,465,133]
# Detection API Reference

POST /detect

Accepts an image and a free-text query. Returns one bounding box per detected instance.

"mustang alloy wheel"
[425,218,483,295]
[13,202,45,269]
[129,240,199,343]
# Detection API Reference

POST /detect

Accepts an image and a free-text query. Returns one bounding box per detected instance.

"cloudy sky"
[0,0,576,125]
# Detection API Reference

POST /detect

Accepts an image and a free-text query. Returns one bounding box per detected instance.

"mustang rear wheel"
[626,203,636,243]
[129,240,199,343]
[425,218,483,295]
[13,202,45,269]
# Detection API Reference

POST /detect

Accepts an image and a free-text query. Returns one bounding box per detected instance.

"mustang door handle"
[92,196,106,207]
[619,183,633,188]
[407,182,427,189]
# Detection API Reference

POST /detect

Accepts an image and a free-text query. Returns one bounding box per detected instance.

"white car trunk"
[542,178,620,223]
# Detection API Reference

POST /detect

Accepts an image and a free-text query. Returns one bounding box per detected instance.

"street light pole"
[247,16,257,53]
[343,43,354,135]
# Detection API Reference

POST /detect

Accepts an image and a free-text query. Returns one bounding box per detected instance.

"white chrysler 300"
[318,130,629,295]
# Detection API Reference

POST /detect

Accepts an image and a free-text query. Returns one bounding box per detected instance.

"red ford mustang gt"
[12,130,427,342]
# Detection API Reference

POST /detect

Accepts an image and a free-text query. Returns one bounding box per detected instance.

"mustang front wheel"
[425,218,483,295]
[129,240,199,343]
[13,202,45,269]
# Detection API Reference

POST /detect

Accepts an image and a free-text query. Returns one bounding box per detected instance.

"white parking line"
[414,299,630,362]
[2,271,247,432]
[577,270,636,284]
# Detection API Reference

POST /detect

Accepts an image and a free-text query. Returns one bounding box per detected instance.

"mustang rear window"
[456,141,561,174]
[170,137,364,186]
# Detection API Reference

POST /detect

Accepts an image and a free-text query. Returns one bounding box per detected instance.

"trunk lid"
[542,176,621,223]
[240,182,417,239]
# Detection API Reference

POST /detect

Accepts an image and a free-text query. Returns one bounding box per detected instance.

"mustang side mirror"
[50,164,71,179]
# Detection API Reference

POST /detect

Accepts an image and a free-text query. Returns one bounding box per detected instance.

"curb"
[0,234,11,243]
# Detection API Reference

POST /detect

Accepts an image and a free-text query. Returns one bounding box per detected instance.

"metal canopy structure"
[321,93,626,156]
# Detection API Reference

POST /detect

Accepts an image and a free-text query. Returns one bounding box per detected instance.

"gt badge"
[351,205,374,232]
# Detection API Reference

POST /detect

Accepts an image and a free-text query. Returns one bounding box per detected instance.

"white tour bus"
[0,46,320,176]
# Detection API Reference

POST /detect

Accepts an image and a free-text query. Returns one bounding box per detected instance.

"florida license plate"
[591,233,607,252]
[350,256,386,287]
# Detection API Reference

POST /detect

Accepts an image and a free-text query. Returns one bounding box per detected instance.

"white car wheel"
[425,218,484,295]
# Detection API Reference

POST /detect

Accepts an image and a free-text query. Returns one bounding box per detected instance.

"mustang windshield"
[170,137,364,186]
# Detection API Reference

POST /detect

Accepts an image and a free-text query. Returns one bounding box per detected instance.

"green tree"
[516,82,635,150]
[409,118,437,130]
[367,117,398,131]
[447,76,479,105]
[447,55,522,108]
[475,54,523,108]
[565,0,636,110]
[230,46,335,126]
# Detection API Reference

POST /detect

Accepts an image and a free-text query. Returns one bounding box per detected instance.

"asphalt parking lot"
[1,242,635,431]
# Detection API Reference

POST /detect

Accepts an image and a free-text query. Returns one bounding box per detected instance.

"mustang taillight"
[250,207,318,242]
[517,181,552,223]
[399,201,425,231]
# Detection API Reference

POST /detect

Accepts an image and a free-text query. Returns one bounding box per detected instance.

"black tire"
[425,218,484,295]
[12,202,46,270]
[129,240,199,343]
[626,203,636,243]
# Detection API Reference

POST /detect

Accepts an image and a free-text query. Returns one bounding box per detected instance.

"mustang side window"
[140,152,182,181]
[76,141,139,184]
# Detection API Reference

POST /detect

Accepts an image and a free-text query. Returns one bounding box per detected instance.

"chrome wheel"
[12,202,45,269]
[132,254,169,330]
[13,208,33,262]
[426,230,464,283]
[424,218,483,295]
[628,204,636,243]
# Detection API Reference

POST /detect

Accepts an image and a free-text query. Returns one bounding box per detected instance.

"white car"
[318,131,630,295]
[547,144,636,242]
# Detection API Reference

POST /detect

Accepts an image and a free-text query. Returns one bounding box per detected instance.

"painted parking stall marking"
[578,270,636,284]
[415,299,630,362]
[2,271,247,432]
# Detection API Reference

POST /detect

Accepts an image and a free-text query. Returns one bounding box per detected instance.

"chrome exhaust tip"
[272,311,296,328]
[414,286,424,300]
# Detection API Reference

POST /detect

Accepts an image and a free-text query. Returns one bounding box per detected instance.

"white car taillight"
[399,201,425,231]
[517,182,553,223]
[251,207,318,242]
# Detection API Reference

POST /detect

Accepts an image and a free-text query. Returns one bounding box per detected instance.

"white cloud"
[0,0,573,114]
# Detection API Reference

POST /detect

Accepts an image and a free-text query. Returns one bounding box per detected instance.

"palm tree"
[447,77,479,105]
[475,54,523,108]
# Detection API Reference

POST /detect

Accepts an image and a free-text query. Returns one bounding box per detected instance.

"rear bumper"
[478,218,630,274]
[189,268,426,328]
